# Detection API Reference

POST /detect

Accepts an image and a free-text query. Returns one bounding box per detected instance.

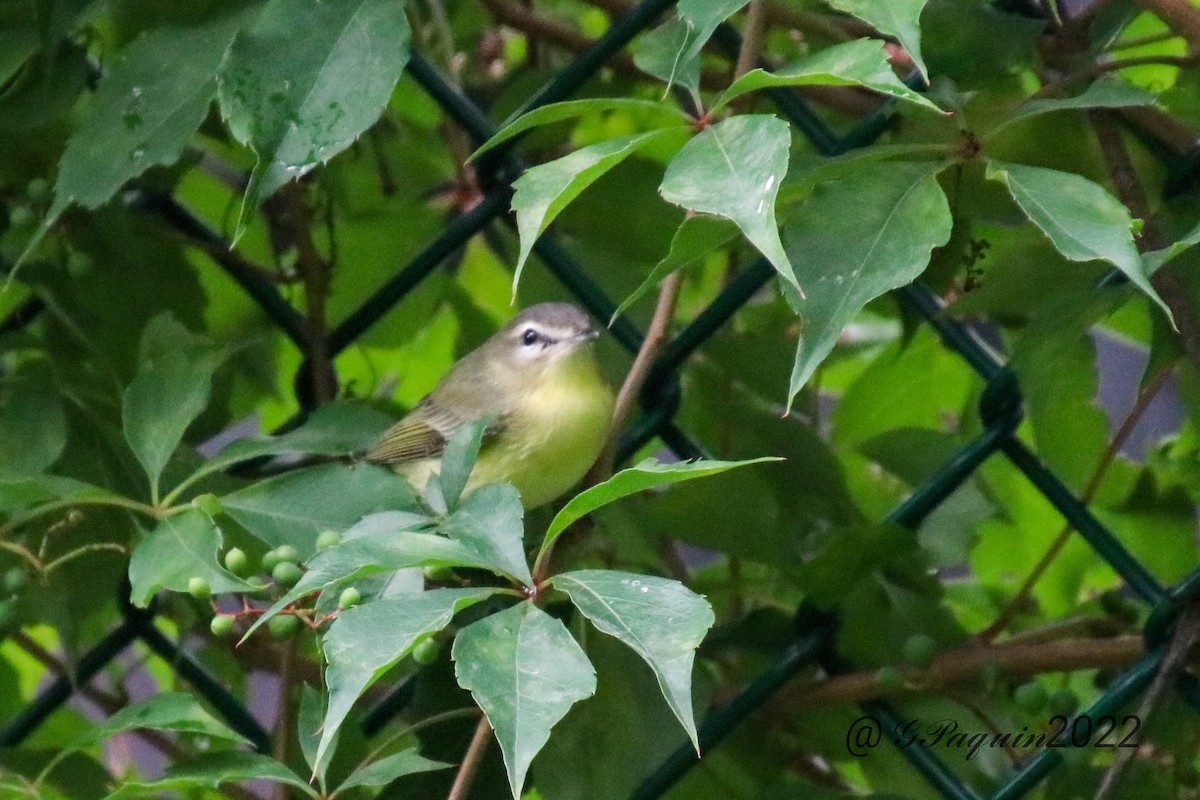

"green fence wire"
[3,1,1200,799]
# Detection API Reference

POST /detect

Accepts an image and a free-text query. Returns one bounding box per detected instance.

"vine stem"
[780,634,1145,708]
[1135,0,1200,51]
[733,0,769,82]
[979,366,1174,642]
[590,270,684,484]
[1032,53,1200,99]
[0,495,167,541]
[446,715,493,800]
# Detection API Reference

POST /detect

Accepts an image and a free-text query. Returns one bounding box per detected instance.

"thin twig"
[1032,53,1200,98]
[1135,0,1200,51]
[980,367,1174,642]
[733,0,769,82]
[589,270,684,482]
[1093,602,1200,800]
[446,716,493,800]
[270,639,297,800]
[780,635,1147,709]
[272,184,337,404]
[1111,29,1182,50]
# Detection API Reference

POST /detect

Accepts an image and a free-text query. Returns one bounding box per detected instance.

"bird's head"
[488,302,601,379]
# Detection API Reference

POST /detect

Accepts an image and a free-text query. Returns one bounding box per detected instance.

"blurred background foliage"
[2,0,1200,798]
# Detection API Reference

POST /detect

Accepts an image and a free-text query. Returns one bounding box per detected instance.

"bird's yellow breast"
[396,349,613,509]
[474,351,614,508]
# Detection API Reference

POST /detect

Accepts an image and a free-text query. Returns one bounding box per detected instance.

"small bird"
[366,302,615,509]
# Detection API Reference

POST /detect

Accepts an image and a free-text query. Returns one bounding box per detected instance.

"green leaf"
[297,685,331,792]
[1142,217,1200,276]
[128,509,255,607]
[101,752,316,800]
[337,749,451,791]
[0,368,66,477]
[675,0,750,71]
[539,457,781,560]
[28,11,246,258]
[220,463,416,553]
[319,588,496,768]
[473,98,687,160]
[0,475,113,515]
[659,115,796,292]
[714,39,943,114]
[241,514,492,638]
[512,129,682,293]
[74,693,248,748]
[825,1,930,80]
[439,418,489,510]
[122,314,224,498]
[985,160,1172,319]
[551,570,714,749]
[612,215,739,323]
[191,401,392,480]
[633,18,701,97]
[991,80,1157,134]
[441,483,532,585]
[534,634,692,800]
[781,160,952,407]
[217,0,410,239]
[452,602,597,799]
[0,10,38,88]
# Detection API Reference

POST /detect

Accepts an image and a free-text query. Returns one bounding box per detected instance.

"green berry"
[272,561,302,587]
[187,576,212,600]
[1048,688,1079,716]
[9,205,35,230]
[210,615,234,637]
[268,614,300,639]
[412,638,441,666]
[1014,682,1047,712]
[902,634,937,668]
[191,493,223,517]
[3,568,28,594]
[875,666,903,691]
[26,178,51,205]
[223,547,250,577]
[338,587,361,609]
[315,530,341,550]
[261,549,283,573]
[423,565,454,582]
[274,545,299,564]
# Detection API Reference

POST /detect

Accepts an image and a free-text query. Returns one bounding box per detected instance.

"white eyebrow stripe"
[516,321,576,340]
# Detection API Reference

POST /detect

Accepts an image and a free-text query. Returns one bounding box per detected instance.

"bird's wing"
[365,394,505,466]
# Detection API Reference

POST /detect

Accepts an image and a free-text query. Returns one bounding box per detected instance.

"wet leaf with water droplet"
[551,570,714,750]
[25,9,248,262]
[782,160,952,409]
[660,115,797,293]
[217,0,411,241]
[453,602,596,799]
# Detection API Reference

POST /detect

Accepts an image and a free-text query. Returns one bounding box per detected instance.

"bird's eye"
[521,328,540,346]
